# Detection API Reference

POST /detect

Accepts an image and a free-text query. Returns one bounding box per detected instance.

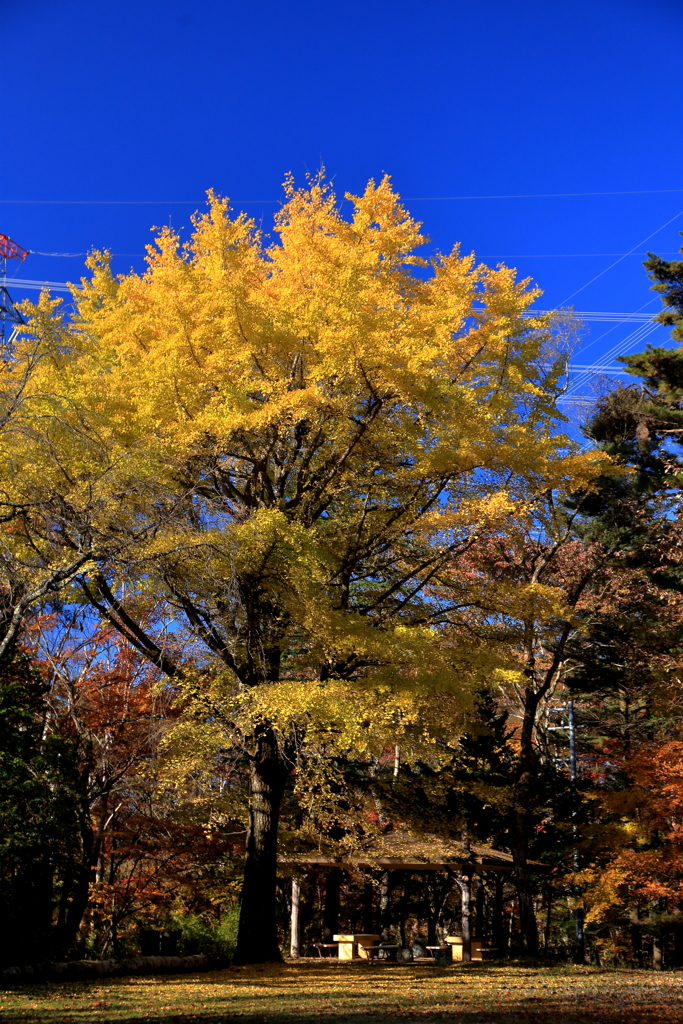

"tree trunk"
[475,879,485,942]
[630,913,643,966]
[427,907,437,947]
[379,870,392,941]
[573,903,585,964]
[233,727,288,965]
[290,878,301,958]
[653,931,663,971]
[510,686,540,955]
[426,873,452,947]
[653,898,667,971]
[61,803,96,957]
[399,873,409,947]
[453,870,473,962]
[544,884,552,953]
[362,882,374,933]
[492,873,505,952]
[511,833,538,954]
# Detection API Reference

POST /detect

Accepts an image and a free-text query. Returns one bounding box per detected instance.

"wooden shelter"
[281,831,540,961]
[283,830,517,873]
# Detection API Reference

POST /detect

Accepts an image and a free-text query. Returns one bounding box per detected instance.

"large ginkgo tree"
[4,175,606,963]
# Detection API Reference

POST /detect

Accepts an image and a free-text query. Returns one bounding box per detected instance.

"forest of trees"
[2,176,683,970]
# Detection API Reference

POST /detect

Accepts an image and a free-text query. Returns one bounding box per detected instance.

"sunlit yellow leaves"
[0,172,615,779]
[4,962,683,1023]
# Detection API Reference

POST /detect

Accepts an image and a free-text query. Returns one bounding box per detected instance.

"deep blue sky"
[3,0,683,408]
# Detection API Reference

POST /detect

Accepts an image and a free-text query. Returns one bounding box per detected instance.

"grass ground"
[1,959,683,1023]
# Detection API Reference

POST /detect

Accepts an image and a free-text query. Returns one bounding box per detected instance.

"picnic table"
[333,933,380,960]
[446,937,482,961]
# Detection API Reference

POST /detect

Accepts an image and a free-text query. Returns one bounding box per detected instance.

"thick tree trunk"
[453,870,473,962]
[426,873,452,947]
[60,804,96,957]
[511,832,538,954]
[233,727,288,965]
[510,687,540,955]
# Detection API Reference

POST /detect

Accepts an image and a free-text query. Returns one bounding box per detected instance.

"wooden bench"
[315,943,338,958]
[426,945,452,961]
[362,944,400,961]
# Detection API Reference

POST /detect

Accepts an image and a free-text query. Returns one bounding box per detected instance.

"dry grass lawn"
[1,959,683,1023]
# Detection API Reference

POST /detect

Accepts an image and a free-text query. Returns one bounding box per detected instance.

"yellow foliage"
[2,173,610,750]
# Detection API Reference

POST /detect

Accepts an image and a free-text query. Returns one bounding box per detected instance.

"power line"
[406,189,683,201]
[2,277,662,384]
[560,321,662,398]
[558,209,683,306]
[2,188,683,204]
[4,278,669,333]
[568,365,630,372]
[2,279,671,325]
[527,310,657,322]
[557,299,660,360]
[24,251,683,263]
[4,278,73,292]
[482,252,680,259]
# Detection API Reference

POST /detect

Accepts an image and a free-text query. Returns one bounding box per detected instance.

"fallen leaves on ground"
[1,960,683,1023]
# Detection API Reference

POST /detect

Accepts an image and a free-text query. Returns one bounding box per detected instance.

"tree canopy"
[1,174,644,967]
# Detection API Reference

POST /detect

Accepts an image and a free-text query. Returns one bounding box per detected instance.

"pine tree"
[0,652,82,966]
[588,237,683,487]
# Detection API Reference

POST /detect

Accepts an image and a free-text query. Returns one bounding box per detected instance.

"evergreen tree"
[0,653,82,966]
[587,237,683,487]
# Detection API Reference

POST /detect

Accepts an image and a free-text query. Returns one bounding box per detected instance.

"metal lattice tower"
[0,234,29,347]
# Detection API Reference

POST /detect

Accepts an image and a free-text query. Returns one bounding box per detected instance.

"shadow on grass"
[0,961,676,1024]
[0,1011,664,1024]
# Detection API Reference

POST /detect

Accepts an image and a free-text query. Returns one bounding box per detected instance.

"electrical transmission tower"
[0,233,29,347]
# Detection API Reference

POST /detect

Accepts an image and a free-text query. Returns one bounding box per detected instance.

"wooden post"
[290,877,301,958]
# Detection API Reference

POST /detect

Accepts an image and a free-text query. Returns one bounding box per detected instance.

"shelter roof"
[280,830,541,873]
